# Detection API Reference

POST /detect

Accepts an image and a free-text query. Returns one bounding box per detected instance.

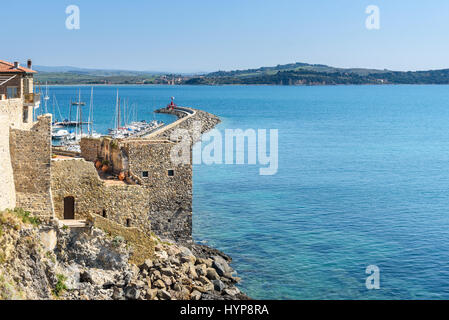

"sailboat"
[107,91,164,139]
[86,87,101,138]
[43,82,50,114]
[108,90,126,138]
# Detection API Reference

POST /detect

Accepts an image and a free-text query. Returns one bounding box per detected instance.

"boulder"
[153,279,166,289]
[155,250,168,260]
[168,256,181,265]
[206,268,220,281]
[173,283,182,292]
[162,275,172,287]
[145,288,158,300]
[190,290,202,300]
[140,259,153,271]
[112,287,124,300]
[188,264,198,279]
[212,279,225,292]
[193,282,214,293]
[157,289,172,300]
[223,287,240,296]
[212,256,232,277]
[161,267,174,277]
[124,286,140,300]
[179,246,196,264]
[195,264,207,277]
[198,275,211,285]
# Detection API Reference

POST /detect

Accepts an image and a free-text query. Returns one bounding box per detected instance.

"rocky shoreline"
[0,209,249,300]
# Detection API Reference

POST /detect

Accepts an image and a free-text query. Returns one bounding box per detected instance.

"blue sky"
[1,0,449,72]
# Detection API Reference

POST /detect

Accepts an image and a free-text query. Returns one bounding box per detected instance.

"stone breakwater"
[153,106,221,142]
[0,210,248,300]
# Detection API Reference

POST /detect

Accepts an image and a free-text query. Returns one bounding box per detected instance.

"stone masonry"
[9,115,53,217]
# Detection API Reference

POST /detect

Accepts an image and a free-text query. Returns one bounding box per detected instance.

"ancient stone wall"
[79,137,102,162]
[0,98,31,129]
[73,108,221,242]
[88,213,155,265]
[51,159,151,232]
[9,115,53,217]
[125,140,193,240]
[0,115,16,210]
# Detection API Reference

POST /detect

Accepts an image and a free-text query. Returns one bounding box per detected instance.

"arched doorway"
[64,196,75,220]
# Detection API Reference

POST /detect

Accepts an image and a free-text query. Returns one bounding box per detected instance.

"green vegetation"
[0,208,41,228]
[185,67,449,85]
[35,62,449,85]
[112,235,125,247]
[53,274,68,297]
[12,208,41,227]
[35,70,174,85]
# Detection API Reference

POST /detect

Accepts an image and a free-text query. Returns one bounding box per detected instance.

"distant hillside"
[34,62,449,85]
[206,62,389,78]
[184,63,449,85]
[35,68,182,85]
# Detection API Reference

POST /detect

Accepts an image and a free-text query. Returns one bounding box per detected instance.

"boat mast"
[117,97,121,129]
[69,98,72,123]
[124,98,127,127]
[52,95,56,123]
[78,89,83,137]
[44,82,50,114]
[88,87,94,136]
[75,94,79,139]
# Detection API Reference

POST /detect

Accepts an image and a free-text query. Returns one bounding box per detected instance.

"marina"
[43,86,168,150]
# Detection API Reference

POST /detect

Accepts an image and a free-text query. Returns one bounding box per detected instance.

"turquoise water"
[47,85,449,299]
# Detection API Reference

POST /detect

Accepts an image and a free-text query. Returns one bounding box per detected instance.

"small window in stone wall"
[102,209,107,218]
[126,219,131,227]
[142,171,149,178]
[168,170,175,177]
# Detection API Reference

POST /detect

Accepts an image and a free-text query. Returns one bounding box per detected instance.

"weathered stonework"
[0,115,16,210]
[74,107,221,242]
[9,115,53,217]
[0,61,42,213]
[51,158,151,231]
[0,98,33,130]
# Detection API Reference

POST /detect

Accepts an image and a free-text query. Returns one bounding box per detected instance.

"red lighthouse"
[167,97,176,111]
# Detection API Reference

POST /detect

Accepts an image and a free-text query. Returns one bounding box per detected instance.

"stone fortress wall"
[51,158,151,231]
[0,99,50,214]
[0,67,40,212]
[0,115,16,210]
[1,90,220,242]
[53,107,221,242]
[9,115,53,217]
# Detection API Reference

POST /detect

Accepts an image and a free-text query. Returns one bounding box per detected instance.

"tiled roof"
[0,59,36,74]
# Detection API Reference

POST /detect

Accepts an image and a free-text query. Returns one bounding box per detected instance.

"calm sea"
[47,85,449,299]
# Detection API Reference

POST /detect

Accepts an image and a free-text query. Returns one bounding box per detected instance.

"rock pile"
[110,241,248,300]
[0,211,248,300]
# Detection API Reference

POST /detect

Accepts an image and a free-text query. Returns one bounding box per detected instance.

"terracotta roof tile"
[0,59,36,74]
